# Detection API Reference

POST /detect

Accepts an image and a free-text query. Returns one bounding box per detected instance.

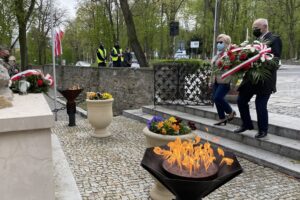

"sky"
[56,0,77,19]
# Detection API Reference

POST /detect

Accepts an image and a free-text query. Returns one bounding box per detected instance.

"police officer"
[96,43,107,67]
[111,42,123,67]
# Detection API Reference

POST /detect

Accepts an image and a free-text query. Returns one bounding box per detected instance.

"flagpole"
[212,0,219,58]
[50,0,58,121]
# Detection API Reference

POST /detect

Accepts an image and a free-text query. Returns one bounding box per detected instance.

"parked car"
[75,61,91,67]
[174,49,189,59]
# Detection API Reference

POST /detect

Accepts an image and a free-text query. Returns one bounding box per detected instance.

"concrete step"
[147,105,300,141]
[122,108,300,179]
[141,106,300,161]
[52,134,82,200]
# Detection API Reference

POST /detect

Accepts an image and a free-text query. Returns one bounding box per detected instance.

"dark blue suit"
[237,32,282,132]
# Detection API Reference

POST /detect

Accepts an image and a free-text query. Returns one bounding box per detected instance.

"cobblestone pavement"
[45,65,300,200]
[51,116,300,200]
[249,65,300,118]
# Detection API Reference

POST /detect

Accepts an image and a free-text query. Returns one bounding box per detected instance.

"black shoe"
[255,131,268,139]
[233,126,253,133]
[214,119,228,126]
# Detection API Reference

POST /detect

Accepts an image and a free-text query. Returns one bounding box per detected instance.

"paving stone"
[50,116,300,199]
[44,83,300,200]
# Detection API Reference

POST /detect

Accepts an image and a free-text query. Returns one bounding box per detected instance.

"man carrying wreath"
[233,18,282,139]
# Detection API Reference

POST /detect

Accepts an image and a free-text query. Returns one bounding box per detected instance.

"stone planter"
[143,127,196,200]
[86,98,114,138]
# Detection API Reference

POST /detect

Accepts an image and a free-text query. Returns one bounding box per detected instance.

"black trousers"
[113,61,122,67]
[98,62,106,67]
[237,90,271,132]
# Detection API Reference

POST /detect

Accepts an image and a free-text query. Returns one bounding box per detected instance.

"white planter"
[86,98,114,138]
[143,127,196,200]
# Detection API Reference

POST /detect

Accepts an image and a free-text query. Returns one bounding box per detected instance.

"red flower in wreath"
[229,54,236,62]
[217,61,223,68]
[239,53,247,61]
[37,79,44,86]
[243,62,252,70]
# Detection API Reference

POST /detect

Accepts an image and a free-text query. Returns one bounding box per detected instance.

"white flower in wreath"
[260,56,266,62]
[250,47,256,53]
[240,40,249,47]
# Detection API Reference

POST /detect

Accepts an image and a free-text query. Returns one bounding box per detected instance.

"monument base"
[0,94,55,200]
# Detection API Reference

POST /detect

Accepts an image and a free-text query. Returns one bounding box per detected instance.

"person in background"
[0,46,15,77]
[8,56,19,76]
[96,42,107,67]
[210,34,236,126]
[111,42,123,67]
[123,47,132,67]
[233,18,282,139]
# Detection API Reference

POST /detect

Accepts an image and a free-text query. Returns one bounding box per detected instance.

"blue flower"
[147,116,164,128]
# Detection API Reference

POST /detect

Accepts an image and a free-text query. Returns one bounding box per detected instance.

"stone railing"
[41,65,154,115]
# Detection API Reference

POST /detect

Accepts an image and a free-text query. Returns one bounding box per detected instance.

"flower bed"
[147,116,196,136]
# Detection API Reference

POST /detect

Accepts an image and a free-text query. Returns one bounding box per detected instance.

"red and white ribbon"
[44,74,54,86]
[11,69,54,87]
[10,69,42,81]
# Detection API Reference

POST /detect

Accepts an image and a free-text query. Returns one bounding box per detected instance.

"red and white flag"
[55,29,64,57]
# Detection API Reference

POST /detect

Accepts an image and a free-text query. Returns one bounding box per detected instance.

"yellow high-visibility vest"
[112,47,123,62]
[97,48,107,63]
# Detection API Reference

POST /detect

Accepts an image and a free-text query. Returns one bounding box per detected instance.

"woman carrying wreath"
[210,34,236,126]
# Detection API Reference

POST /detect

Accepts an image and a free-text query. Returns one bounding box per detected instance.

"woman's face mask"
[216,41,225,51]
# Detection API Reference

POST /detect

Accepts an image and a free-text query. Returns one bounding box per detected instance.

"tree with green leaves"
[13,0,36,70]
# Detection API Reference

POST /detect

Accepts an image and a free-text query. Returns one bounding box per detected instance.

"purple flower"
[147,116,164,128]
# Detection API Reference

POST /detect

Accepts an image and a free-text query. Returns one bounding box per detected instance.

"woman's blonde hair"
[217,34,231,46]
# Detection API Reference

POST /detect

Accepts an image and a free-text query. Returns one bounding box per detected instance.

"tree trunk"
[105,0,116,42]
[14,0,36,70]
[119,0,149,67]
[19,24,28,70]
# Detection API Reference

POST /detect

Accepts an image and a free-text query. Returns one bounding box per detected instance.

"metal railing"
[154,63,213,105]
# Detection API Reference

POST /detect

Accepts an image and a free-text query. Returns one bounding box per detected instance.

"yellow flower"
[102,92,113,99]
[161,128,167,135]
[165,120,172,128]
[169,116,177,123]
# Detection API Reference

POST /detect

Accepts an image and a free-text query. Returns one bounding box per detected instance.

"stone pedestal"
[0,94,55,200]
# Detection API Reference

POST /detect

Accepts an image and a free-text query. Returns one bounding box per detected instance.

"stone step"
[145,105,300,141]
[140,106,300,161]
[122,109,300,179]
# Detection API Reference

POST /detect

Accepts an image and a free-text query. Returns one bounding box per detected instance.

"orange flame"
[153,136,234,175]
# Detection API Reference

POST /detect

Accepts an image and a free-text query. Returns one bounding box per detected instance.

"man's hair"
[255,18,268,27]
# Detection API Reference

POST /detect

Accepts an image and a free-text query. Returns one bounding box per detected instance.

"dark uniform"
[236,32,282,137]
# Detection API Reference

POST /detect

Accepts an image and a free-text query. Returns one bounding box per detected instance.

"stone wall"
[42,65,154,115]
